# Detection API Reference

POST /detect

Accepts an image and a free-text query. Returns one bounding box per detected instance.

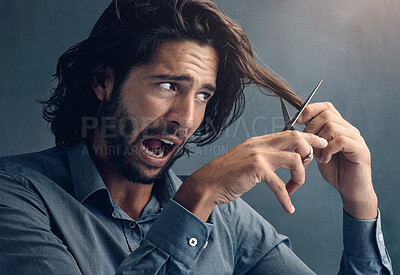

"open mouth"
[139,137,180,166]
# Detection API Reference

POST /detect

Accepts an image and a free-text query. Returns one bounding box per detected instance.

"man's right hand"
[173,131,328,222]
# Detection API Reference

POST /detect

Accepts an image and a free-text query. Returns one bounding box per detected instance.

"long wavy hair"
[41,0,303,149]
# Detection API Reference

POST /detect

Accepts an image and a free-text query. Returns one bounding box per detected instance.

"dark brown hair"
[41,0,302,149]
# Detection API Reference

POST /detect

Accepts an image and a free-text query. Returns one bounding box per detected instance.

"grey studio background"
[0,0,399,274]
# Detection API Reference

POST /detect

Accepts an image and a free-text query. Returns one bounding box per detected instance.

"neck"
[90,132,154,220]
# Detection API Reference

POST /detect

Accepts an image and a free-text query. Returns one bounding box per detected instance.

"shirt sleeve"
[115,198,214,274]
[339,209,393,274]
[246,241,317,274]
[232,198,393,275]
[225,198,316,274]
[0,173,83,275]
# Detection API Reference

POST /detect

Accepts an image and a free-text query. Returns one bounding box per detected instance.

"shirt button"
[378,233,383,242]
[203,241,208,249]
[188,237,198,247]
[128,222,136,229]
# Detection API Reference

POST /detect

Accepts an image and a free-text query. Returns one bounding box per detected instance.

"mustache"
[136,125,187,143]
[101,114,187,146]
[117,113,186,142]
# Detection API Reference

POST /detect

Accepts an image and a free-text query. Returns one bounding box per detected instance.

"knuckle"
[292,153,302,162]
[280,130,291,137]
[325,121,336,131]
[293,179,304,186]
[290,130,302,139]
[250,153,263,169]
[248,148,258,158]
[303,105,311,115]
[325,101,335,110]
[247,136,258,143]
[320,110,333,120]
[306,132,317,141]
[352,126,361,136]
[275,183,286,193]
[301,106,311,119]
[336,135,347,143]
[294,139,304,148]
[243,137,258,148]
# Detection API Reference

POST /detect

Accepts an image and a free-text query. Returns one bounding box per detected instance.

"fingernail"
[319,137,328,146]
[291,204,296,214]
[297,114,303,123]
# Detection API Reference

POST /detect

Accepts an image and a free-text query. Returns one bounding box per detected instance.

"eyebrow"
[150,74,216,93]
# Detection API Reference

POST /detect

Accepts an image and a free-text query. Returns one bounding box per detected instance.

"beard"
[97,89,187,185]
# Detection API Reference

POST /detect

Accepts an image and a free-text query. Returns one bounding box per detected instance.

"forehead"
[150,40,218,64]
[139,40,219,83]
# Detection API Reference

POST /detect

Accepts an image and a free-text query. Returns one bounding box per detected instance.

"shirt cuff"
[144,198,214,265]
[343,208,389,263]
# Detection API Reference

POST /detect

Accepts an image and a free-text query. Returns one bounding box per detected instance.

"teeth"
[160,139,174,145]
[141,144,164,158]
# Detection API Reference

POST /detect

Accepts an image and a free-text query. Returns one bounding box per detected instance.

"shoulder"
[0,146,67,175]
[0,146,71,193]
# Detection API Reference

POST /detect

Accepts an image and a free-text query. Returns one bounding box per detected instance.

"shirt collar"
[67,140,108,204]
[154,169,182,208]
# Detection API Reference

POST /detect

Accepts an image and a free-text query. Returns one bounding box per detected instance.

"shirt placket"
[122,220,143,252]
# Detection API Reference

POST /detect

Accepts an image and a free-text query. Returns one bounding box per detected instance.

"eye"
[159,82,178,92]
[196,92,212,102]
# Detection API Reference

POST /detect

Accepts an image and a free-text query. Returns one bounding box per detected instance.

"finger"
[286,178,304,195]
[265,131,328,151]
[297,133,325,167]
[263,169,295,214]
[297,102,342,125]
[313,148,323,163]
[319,135,367,164]
[267,151,305,185]
[300,132,328,149]
[299,146,314,168]
[293,140,314,167]
[286,149,312,194]
[302,155,314,168]
[317,121,362,144]
[303,110,356,135]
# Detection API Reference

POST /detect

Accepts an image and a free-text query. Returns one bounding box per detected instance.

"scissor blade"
[283,79,323,131]
[280,97,291,126]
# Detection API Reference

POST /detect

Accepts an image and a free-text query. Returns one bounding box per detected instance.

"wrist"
[173,174,217,222]
[341,189,378,220]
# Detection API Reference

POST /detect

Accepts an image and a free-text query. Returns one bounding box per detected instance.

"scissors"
[281,79,323,131]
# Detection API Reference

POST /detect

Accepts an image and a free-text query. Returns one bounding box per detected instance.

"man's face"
[99,40,219,184]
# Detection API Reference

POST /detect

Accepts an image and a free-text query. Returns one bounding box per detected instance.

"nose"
[165,93,196,129]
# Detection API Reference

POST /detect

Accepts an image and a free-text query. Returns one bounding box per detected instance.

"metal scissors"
[281,79,323,131]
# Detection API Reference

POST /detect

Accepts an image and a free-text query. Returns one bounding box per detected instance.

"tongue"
[143,139,162,153]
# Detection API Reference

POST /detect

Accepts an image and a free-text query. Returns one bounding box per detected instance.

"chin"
[109,152,178,185]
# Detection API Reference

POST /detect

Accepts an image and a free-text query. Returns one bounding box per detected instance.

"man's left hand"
[297,102,378,220]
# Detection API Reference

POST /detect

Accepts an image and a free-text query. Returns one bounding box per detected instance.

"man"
[0,0,393,274]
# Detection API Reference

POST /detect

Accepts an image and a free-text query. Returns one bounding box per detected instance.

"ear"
[91,66,114,101]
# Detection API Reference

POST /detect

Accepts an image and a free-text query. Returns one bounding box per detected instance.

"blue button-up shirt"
[0,141,393,274]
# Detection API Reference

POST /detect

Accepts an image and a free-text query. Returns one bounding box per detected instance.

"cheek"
[126,95,170,129]
[190,108,207,133]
